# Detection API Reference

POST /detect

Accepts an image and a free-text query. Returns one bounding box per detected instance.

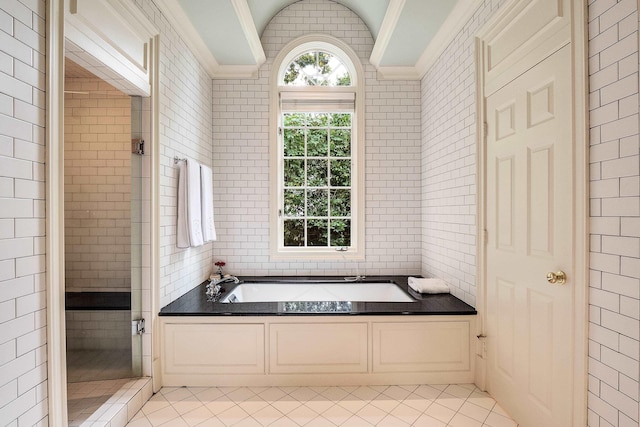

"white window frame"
[269,35,365,260]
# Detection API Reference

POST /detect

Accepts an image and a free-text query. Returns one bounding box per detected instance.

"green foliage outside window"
[283,52,352,87]
[282,112,353,247]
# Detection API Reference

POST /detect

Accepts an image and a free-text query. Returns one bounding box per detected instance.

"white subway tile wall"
[212,0,422,276]
[0,0,48,425]
[588,1,640,426]
[64,76,132,292]
[132,0,214,308]
[420,0,506,307]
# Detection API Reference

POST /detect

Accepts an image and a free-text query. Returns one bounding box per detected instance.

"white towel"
[407,277,450,294]
[177,159,204,248]
[200,164,217,242]
[176,160,190,248]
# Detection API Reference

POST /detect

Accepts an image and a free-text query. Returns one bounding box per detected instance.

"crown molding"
[415,0,479,78]
[369,0,405,69]
[231,0,266,68]
[375,66,421,80]
[211,65,261,79]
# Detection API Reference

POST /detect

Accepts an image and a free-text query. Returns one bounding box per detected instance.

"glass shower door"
[130,96,144,377]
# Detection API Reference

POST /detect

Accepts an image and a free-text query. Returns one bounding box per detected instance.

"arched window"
[270,36,364,260]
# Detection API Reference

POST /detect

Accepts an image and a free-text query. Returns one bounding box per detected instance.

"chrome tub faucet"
[206,275,240,301]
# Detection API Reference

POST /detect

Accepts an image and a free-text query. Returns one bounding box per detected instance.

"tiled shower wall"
[64,76,132,293]
[211,0,422,276]
[65,310,131,351]
[63,76,133,354]
[588,0,640,425]
[132,0,214,308]
[0,0,48,425]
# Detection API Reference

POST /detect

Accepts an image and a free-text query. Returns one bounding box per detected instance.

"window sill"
[270,248,365,261]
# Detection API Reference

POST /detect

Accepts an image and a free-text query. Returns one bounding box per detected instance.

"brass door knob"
[546,271,567,285]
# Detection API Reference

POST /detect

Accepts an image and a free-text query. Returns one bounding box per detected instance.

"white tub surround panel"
[212,0,422,277]
[160,315,475,387]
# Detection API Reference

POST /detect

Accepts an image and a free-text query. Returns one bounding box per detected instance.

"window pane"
[330,189,350,216]
[284,219,305,246]
[283,51,352,87]
[307,159,328,187]
[307,129,328,157]
[308,113,328,127]
[284,113,306,126]
[330,159,350,186]
[336,73,351,86]
[330,113,351,127]
[330,220,351,247]
[284,129,305,156]
[307,189,328,217]
[330,129,350,157]
[284,189,304,216]
[284,159,304,186]
[307,219,328,246]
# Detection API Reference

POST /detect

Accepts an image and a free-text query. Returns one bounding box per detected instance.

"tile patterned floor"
[126,384,519,427]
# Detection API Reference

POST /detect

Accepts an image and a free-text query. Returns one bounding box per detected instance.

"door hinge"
[484,229,488,246]
[477,333,487,358]
[132,318,145,335]
[483,121,488,139]
[131,138,144,155]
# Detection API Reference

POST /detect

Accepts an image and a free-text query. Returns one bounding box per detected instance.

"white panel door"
[485,44,574,427]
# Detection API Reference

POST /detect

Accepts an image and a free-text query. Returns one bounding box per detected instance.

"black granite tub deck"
[159,276,477,316]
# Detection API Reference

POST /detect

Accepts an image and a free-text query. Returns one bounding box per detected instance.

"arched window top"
[283,50,352,87]
[276,38,360,87]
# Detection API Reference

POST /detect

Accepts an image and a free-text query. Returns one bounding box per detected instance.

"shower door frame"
[45,1,162,425]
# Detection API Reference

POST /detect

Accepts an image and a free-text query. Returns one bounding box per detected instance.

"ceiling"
[155,0,478,80]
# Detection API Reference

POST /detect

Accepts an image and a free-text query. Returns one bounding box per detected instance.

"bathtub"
[220,281,414,303]
[159,276,477,387]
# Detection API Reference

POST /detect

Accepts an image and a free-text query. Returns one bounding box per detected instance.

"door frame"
[474,0,589,425]
[45,1,161,425]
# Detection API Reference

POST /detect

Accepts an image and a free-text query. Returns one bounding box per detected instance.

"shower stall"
[63,59,146,424]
